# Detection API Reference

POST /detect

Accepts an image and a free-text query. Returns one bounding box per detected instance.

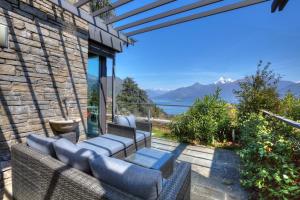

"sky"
[97,0,300,90]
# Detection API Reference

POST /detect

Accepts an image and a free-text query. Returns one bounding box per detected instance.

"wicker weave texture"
[12,144,191,200]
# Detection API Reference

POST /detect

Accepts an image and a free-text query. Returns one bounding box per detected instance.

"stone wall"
[0,0,89,199]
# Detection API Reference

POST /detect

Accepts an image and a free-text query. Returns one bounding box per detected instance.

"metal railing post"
[147,104,152,133]
[112,57,116,121]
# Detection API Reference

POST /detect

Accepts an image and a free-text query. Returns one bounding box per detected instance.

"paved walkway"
[152,137,247,200]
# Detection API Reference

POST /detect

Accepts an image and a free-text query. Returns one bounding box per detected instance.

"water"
[151,98,194,115]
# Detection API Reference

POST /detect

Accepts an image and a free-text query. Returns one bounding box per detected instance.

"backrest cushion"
[27,134,57,157]
[89,155,162,200]
[126,115,136,128]
[114,115,129,127]
[53,138,96,173]
[114,115,136,128]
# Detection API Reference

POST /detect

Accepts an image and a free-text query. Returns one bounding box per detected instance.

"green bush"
[238,113,300,199]
[169,90,234,145]
[280,92,300,121]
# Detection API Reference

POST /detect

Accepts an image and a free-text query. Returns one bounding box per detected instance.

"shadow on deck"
[151,137,247,200]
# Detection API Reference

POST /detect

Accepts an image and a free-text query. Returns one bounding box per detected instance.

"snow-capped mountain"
[214,77,235,84]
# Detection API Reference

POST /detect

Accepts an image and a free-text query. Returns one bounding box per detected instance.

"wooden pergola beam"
[126,0,270,36]
[106,0,177,24]
[92,0,133,17]
[116,0,223,31]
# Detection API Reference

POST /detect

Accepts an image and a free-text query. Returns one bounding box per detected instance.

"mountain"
[146,89,169,98]
[87,75,300,104]
[153,79,300,104]
[214,76,234,84]
[87,74,123,97]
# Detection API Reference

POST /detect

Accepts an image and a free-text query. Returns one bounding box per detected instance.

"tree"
[88,84,99,106]
[90,0,114,21]
[234,61,281,118]
[116,77,167,117]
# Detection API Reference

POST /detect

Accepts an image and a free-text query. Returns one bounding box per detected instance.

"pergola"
[47,0,289,124]
[74,0,288,37]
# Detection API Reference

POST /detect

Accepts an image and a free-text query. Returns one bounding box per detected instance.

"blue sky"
[102,0,300,90]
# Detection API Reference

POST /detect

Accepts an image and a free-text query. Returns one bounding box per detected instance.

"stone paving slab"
[2,137,247,200]
[152,137,247,200]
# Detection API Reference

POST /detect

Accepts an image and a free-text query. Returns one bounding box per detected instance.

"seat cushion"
[101,134,134,148]
[77,136,126,156]
[136,130,151,142]
[53,138,96,173]
[89,155,162,200]
[26,134,57,157]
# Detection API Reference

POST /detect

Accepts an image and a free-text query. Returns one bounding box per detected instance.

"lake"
[151,98,194,115]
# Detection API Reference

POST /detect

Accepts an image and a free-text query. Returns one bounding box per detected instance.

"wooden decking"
[152,137,247,200]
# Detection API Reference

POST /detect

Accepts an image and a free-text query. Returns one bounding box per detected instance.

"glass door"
[87,54,100,137]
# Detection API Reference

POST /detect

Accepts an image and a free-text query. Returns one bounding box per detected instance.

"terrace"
[0,0,296,200]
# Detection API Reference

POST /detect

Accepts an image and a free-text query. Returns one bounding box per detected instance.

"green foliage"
[280,92,300,121]
[88,84,99,106]
[238,113,300,199]
[234,61,281,119]
[117,77,166,118]
[169,89,234,144]
[90,0,113,20]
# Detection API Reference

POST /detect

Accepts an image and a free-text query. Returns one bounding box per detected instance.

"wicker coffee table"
[125,148,174,178]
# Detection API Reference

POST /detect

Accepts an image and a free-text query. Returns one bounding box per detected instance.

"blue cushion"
[101,134,134,148]
[126,115,136,128]
[53,138,96,173]
[77,136,125,156]
[114,115,129,127]
[136,130,151,142]
[26,134,57,157]
[89,155,162,200]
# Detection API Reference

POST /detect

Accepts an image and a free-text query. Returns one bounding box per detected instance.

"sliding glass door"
[87,54,100,137]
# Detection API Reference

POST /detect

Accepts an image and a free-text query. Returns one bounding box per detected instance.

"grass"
[152,125,176,141]
[152,124,240,150]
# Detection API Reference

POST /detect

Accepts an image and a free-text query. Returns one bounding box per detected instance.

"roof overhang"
[49,0,134,52]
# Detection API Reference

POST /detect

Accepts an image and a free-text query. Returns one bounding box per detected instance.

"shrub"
[234,61,281,120]
[280,92,300,121]
[238,113,300,199]
[169,89,234,145]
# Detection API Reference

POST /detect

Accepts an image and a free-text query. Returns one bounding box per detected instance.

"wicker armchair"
[107,120,152,150]
[12,144,191,200]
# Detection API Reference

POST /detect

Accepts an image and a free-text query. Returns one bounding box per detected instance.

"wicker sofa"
[11,143,191,200]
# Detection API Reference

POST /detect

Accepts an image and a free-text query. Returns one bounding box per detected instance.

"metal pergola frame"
[71,0,289,38]
[51,0,289,125]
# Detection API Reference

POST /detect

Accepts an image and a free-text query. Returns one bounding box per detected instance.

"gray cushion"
[77,136,125,156]
[26,134,57,157]
[53,138,96,173]
[114,115,129,127]
[136,130,151,142]
[89,155,163,200]
[101,134,134,148]
[126,115,136,128]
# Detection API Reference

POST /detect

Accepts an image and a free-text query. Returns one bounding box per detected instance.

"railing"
[262,110,300,129]
[115,102,192,124]
[262,110,300,152]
